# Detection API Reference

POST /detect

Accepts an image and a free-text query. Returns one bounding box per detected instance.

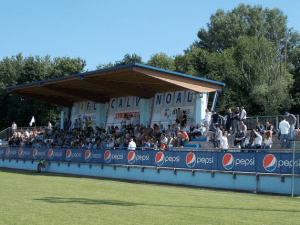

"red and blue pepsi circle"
[128,151,136,164]
[155,152,164,166]
[48,149,54,160]
[85,150,91,162]
[104,150,111,163]
[263,154,277,172]
[66,149,72,161]
[32,149,38,159]
[222,153,234,170]
[5,148,10,157]
[186,152,196,168]
[18,148,23,158]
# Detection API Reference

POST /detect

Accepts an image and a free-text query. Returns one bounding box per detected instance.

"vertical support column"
[60,107,69,130]
[96,103,109,128]
[195,92,208,125]
[139,98,150,127]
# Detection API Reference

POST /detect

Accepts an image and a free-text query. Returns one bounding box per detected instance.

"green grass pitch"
[0,168,299,225]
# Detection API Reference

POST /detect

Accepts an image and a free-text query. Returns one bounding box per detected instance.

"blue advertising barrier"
[0,147,299,174]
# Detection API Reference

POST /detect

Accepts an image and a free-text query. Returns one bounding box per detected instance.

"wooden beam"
[11,91,74,107]
[41,85,110,103]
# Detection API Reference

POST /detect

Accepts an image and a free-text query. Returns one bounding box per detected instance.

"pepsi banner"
[1,147,300,175]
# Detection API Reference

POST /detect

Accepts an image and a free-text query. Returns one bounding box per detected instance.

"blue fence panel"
[1,147,299,174]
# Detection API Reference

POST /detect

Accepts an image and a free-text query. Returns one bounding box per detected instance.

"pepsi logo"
[18,148,23,158]
[127,151,136,164]
[32,149,38,158]
[48,149,53,160]
[186,152,196,168]
[263,154,277,172]
[66,149,72,161]
[222,153,234,170]
[104,150,111,163]
[85,150,91,162]
[6,148,10,157]
[155,152,164,166]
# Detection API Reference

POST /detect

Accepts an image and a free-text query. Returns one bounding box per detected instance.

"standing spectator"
[232,107,240,135]
[213,125,222,148]
[73,119,78,129]
[201,109,212,135]
[240,107,247,124]
[225,108,233,134]
[284,112,297,141]
[211,110,221,132]
[128,138,136,150]
[176,108,183,124]
[252,130,262,149]
[220,131,229,151]
[47,121,52,134]
[12,121,17,133]
[181,110,187,127]
[279,117,290,148]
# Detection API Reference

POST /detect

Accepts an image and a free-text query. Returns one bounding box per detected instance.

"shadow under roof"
[6,63,226,107]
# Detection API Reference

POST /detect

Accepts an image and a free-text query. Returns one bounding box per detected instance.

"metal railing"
[245,114,300,130]
[0,126,47,141]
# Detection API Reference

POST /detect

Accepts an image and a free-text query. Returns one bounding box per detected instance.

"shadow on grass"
[34,197,300,213]
[34,197,144,206]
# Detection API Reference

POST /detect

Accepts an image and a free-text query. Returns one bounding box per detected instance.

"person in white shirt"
[12,121,17,133]
[252,130,262,149]
[201,109,212,135]
[220,131,229,151]
[240,106,247,123]
[128,138,136,150]
[262,131,273,150]
[160,134,168,145]
[107,139,115,149]
[279,117,290,148]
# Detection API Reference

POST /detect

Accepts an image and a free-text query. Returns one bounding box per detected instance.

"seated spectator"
[239,121,247,136]
[255,121,265,135]
[181,130,189,146]
[243,133,252,149]
[234,130,245,148]
[262,131,272,150]
[193,124,202,138]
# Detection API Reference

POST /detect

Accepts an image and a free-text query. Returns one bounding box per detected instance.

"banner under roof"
[6,63,226,107]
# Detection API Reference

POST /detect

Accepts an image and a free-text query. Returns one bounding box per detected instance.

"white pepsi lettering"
[111,99,115,109]
[111,154,123,160]
[90,154,102,159]
[164,156,180,163]
[10,150,17,155]
[176,93,182,103]
[23,151,30,156]
[0,150,3,154]
[156,95,162,105]
[197,157,214,164]
[126,98,131,108]
[165,93,172,104]
[135,155,150,161]
[278,159,300,168]
[187,92,192,102]
[71,153,82,158]
[235,158,255,166]
[52,152,63,157]
[118,99,123,108]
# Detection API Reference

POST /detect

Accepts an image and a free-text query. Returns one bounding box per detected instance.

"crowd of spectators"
[8,114,200,150]
[8,108,299,150]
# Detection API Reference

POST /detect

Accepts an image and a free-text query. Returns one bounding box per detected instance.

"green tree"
[147,53,175,70]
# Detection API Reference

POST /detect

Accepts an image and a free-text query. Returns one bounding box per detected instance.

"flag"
[29,116,35,127]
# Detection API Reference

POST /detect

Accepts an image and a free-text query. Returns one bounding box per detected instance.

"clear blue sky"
[1,0,299,71]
